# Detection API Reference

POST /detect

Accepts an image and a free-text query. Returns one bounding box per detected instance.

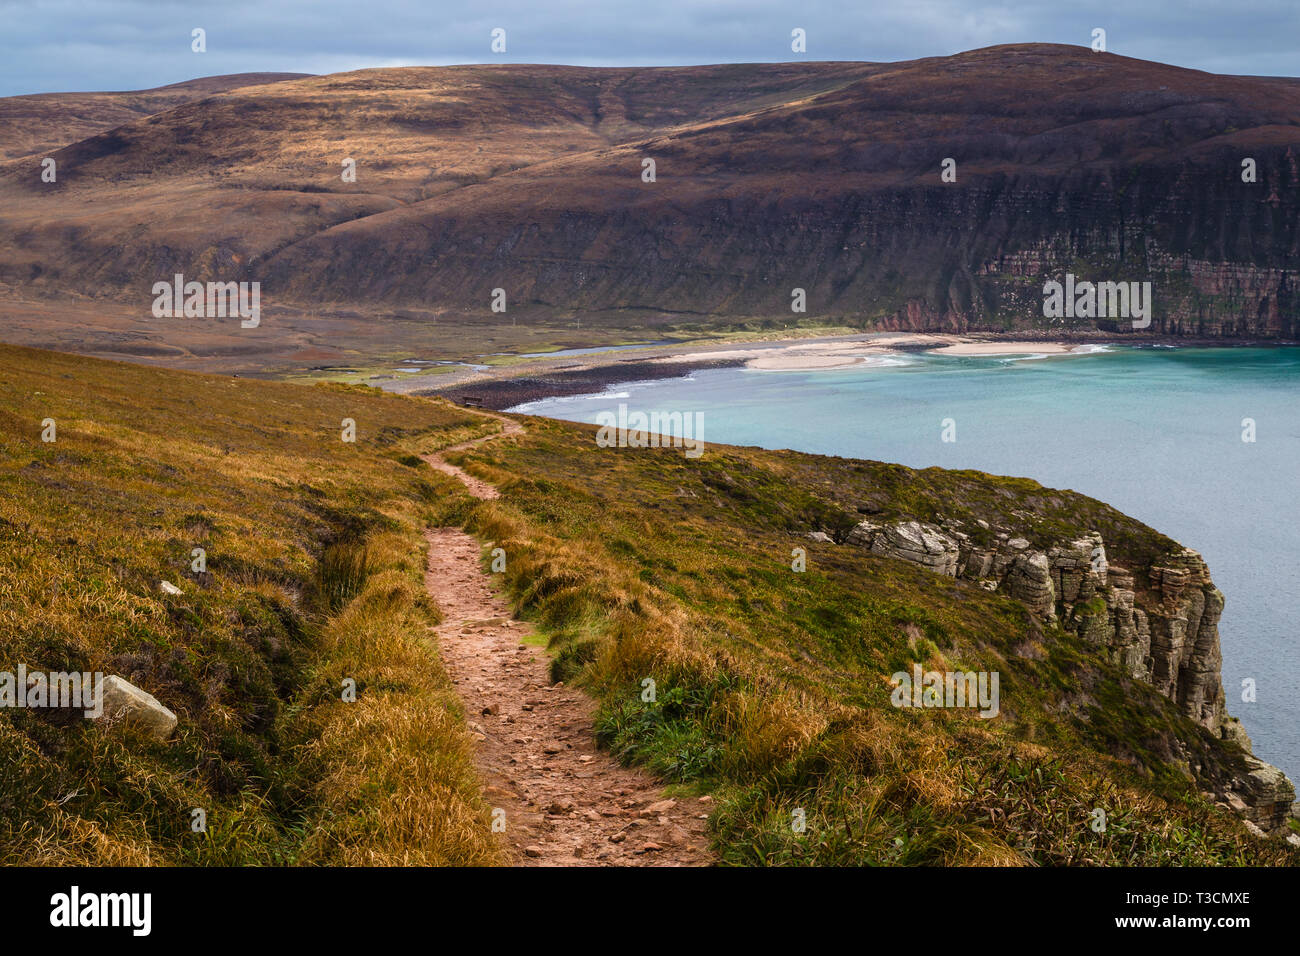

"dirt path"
[422,415,713,866]
[422,414,524,500]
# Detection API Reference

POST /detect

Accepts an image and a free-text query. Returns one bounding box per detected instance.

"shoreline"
[659,333,1094,369]
[406,330,1292,411]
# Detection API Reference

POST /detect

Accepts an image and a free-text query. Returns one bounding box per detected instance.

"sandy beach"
[398,330,1119,408]
[661,333,1092,370]
[927,341,1077,357]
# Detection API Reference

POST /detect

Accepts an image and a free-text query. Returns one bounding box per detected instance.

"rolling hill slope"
[0,73,310,161]
[2,45,1298,339]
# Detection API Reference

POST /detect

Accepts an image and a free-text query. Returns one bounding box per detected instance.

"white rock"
[96,676,178,741]
[159,580,183,596]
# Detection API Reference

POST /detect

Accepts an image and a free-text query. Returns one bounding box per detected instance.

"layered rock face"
[841,518,1297,833]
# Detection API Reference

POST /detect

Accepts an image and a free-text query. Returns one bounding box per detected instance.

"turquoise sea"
[512,346,1300,784]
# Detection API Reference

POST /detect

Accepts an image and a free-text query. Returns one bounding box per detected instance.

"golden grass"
[0,343,502,865]
[291,525,503,865]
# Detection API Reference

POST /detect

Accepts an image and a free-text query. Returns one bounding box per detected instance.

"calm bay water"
[513,346,1300,783]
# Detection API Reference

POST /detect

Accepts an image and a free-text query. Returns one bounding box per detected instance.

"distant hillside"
[0,73,310,161]
[1,45,1298,336]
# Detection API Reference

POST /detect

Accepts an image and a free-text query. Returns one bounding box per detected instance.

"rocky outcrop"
[842,516,1297,834]
[851,520,962,577]
[1227,757,1297,833]
[1005,551,1057,621]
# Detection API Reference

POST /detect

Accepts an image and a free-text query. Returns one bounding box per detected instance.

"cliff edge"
[840,516,1297,835]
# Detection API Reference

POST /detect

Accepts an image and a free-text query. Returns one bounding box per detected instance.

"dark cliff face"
[257,162,1300,337]
[2,45,1299,335]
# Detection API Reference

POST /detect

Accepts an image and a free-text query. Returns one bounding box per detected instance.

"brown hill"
[0,73,310,161]
[1,45,1297,338]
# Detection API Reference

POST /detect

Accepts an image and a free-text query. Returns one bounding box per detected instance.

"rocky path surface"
[422,414,713,866]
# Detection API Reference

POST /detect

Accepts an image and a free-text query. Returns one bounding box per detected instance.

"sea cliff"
[838,516,1297,835]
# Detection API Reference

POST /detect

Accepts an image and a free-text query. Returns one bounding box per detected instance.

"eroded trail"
[422,415,524,500]
[422,415,712,866]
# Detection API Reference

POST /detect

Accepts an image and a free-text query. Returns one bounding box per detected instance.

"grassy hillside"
[0,343,501,864]
[449,415,1298,865]
[1,343,1293,866]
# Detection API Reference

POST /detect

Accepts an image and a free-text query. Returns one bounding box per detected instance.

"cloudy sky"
[2,0,1298,97]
